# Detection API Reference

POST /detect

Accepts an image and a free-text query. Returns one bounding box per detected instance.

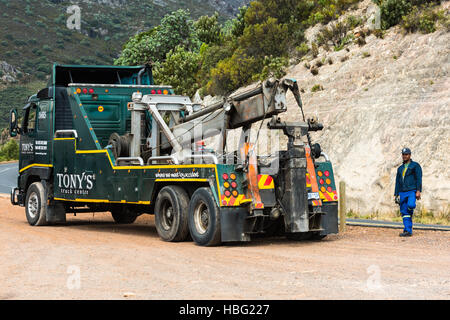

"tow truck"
[9,64,338,246]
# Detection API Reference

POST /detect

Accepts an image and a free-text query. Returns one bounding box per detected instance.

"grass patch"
[346,206,450,226]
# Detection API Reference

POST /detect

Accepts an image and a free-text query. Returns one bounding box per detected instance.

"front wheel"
[25,182,47,226]
[188,188,221,247]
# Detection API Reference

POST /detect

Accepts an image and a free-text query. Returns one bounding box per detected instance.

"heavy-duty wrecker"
[9,64,338,246]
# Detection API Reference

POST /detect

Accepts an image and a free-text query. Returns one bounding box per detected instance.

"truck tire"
[111,206,138,224]
[188,187,221,247]
[25,182,47,226]
[154,186,190,242]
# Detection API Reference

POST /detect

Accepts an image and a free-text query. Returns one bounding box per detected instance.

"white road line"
[0,168,13,174]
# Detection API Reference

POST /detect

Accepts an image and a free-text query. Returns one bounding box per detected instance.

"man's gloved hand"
[394,196,400,204]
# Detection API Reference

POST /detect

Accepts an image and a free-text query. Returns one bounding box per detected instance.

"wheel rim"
[160,199,174,231]
[194,201,209,235]
[27,192,39,219]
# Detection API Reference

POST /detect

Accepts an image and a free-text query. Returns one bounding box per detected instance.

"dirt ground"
[0,196,449,300]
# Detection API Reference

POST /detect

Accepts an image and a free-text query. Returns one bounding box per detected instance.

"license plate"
[308,192,320,200]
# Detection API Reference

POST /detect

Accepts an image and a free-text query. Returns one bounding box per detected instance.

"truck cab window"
[23,104,37,134]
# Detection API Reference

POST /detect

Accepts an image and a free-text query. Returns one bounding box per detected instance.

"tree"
[153,46,201,97]
[115,9,199,66]
[239,17,289,58]
[194,13,223,45]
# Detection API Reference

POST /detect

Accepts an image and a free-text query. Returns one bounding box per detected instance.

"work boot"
[399,231,412,237]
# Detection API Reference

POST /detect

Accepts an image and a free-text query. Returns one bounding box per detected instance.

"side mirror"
[9,109,19,137]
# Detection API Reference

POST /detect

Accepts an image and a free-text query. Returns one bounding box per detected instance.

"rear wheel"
[111,206,138,224]
[154,186,190,242]
[188,187,221,246]
[25,182,47,226]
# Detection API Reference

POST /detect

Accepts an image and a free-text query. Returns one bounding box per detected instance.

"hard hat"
[402,148,411,154]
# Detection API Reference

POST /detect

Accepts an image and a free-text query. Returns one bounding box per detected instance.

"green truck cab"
[9,64,338,246]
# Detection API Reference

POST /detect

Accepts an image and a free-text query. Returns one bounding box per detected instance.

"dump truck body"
[10,64,338,245]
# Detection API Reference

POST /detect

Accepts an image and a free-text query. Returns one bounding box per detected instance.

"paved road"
[346,218,450,231]
[0,162,17,194]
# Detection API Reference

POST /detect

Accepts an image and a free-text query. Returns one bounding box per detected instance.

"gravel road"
[0,196,448,300]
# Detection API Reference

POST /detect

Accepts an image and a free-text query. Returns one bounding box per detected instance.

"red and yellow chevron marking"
[221,194,253,207]
[312,200,321,206]
[258,174,275,189]
[319,189,338,202]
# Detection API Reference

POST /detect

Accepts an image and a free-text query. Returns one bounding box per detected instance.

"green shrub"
[258,56,289,80]
[311,84,324,92]
[402,4,445,33]
[0,139,19,161]
[296,42,310,57]
[374,0,412,29]
[317,21,352,51]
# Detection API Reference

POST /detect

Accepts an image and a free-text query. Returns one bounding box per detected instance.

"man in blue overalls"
[394,148,422,237]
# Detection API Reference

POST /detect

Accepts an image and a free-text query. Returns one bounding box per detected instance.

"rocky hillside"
[281,0,449,215]
[0,0,246,80]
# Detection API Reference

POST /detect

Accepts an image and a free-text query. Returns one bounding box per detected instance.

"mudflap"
[220,207,251,242]
[42,180,66,224]
[320,202,338,236]
[46,202,66,224]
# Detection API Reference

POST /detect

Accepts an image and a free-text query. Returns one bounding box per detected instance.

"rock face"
[0,61,24,84]
[282,26,449,215]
